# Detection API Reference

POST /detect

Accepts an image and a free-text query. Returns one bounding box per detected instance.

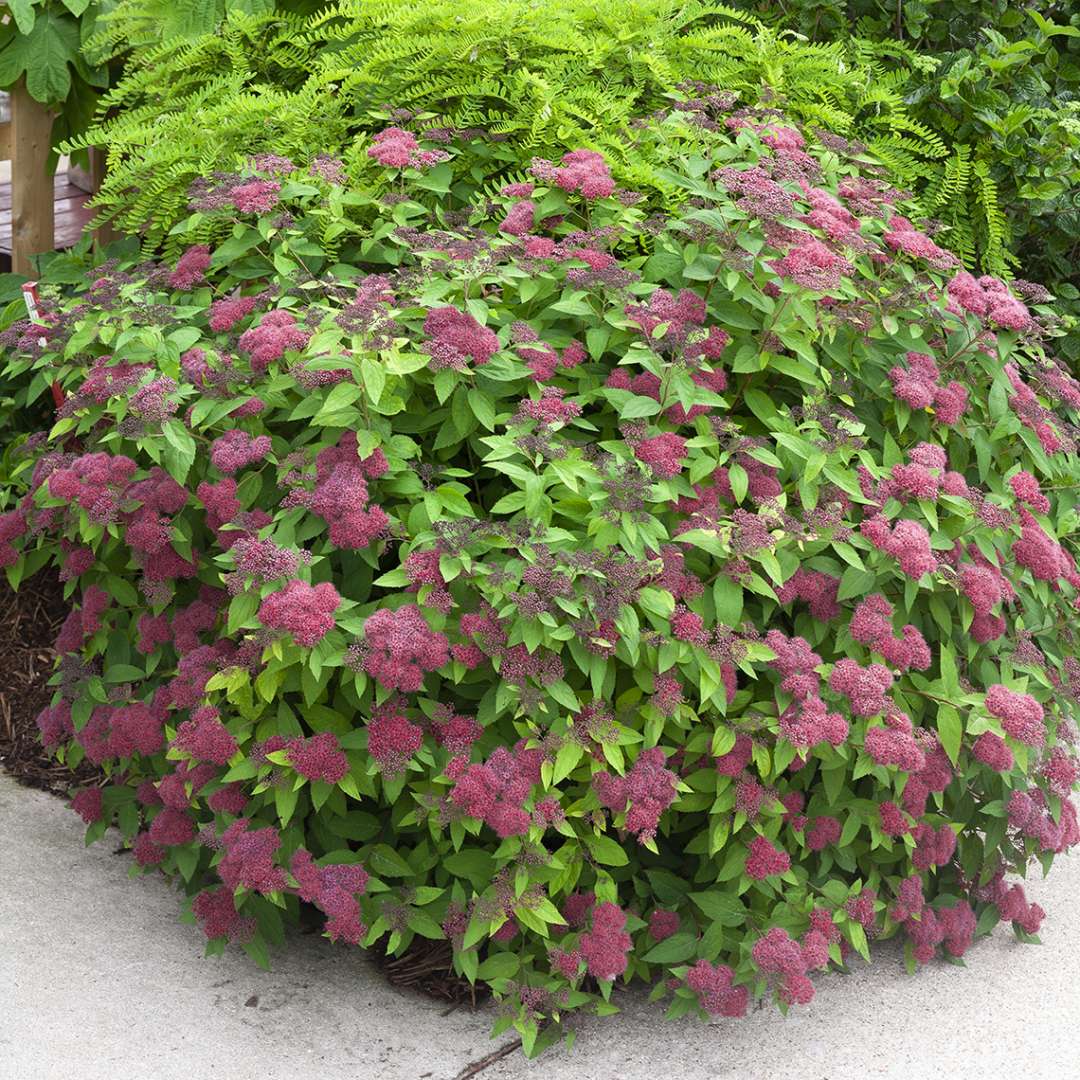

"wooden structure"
[0,81,100,275]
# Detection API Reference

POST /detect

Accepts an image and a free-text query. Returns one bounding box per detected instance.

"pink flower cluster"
[530,149,615,199]
[984,684,1045,746]
[1013,510,1080,588]
[864,710,926,773]
[911,823,957,870]
[1008,789,1080,853]
[304,432,389,549]
[829,657,893,716]
[1009,471,1050,514]
[770,236,853,292]
[171,706,238,765]
[209,294,259,333]
[1043,746,1080,798]
[210,429,272,474]
[286,731,349,783]
[745,834,791,880]
[972,731,1014,772]
[168,245,211,290]
[648,909,680,941]
[291,848,370,944]
[632,433,687,478]
[593,747,677,843]
[238,309,310,371]
[806,816,842,851]
[229,536,305,586]
[48,452,137,522]
[360,604,450,692]
[0,507,28,568]
[367,127,448,170]
[751,925,830,1007]
[715,732,753,777]
[883,216,956,268]
[1004,363,1068,455]
[192,889,255,942]
[230,179,280,215]
[500,200,535,236]
[423,306,500,369]
[849,594,931,672]
[958,548,1015,642]
[977,875,1045,935]
[947,271,1032,330]
[579,902,632,980]
[217,820,288,894]
[36,701,74,750]
[861,515,937,579]
[75,700,166,762]
[450,744,543,838]
[775,567,840,622]
[71,787,103,824]
[767,631,849,749]
[686,959,748,1016]
[366,709,422,776]
[904,900,976,964]
[258,579,341,647]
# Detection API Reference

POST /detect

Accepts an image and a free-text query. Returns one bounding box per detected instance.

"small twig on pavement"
[450,1038,523,1080]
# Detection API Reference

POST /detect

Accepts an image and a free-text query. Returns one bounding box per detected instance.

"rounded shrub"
[3,103,1079,1055]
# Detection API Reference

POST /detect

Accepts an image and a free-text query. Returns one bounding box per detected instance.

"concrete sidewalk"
[2,769,1078,1080]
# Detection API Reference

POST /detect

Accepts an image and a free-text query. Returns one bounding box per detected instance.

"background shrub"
[736,2,1080,360]
[3,102,1080,1056]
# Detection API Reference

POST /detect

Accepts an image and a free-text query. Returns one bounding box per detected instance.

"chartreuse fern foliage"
[65,0,963,256]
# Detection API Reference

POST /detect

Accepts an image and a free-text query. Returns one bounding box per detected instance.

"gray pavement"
[3,769,1078,1080]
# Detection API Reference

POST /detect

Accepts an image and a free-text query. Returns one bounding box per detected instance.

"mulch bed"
[374,938,488,1010]
[0,568,99,795]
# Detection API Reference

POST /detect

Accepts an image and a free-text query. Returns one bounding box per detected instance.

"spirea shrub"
[3,103,1080,1056]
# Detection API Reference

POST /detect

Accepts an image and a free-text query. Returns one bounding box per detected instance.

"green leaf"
[361,356,385,404]
[368,844,413,878]
[642,931,697,964]
[619,395,661,419]
[442,849,495,885]
[940,646,960,697]
[10,0,37,36]
[586,833,629,866]
[477,953,520,980]
[713,578,742,626]
[468,388,496,430]
[162,419,196,484]
[937,705,963,766]
[23,12,80,104]
[689,890,747,927]
[838,566,877,602]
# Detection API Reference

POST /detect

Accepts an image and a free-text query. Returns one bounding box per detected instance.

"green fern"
[61,0,1001,265]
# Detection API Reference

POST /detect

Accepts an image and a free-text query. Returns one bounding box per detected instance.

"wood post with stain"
[9,80,54,276]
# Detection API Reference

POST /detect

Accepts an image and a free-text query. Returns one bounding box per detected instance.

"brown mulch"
[373,937,489,1011]
[0,568,96,795]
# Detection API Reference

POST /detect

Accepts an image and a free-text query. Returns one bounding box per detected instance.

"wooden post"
[89,146,119,251]
[10,80,54,276]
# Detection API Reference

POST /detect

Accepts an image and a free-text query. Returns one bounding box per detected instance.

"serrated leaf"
[586,833,629,866]
[642,931,697,963]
